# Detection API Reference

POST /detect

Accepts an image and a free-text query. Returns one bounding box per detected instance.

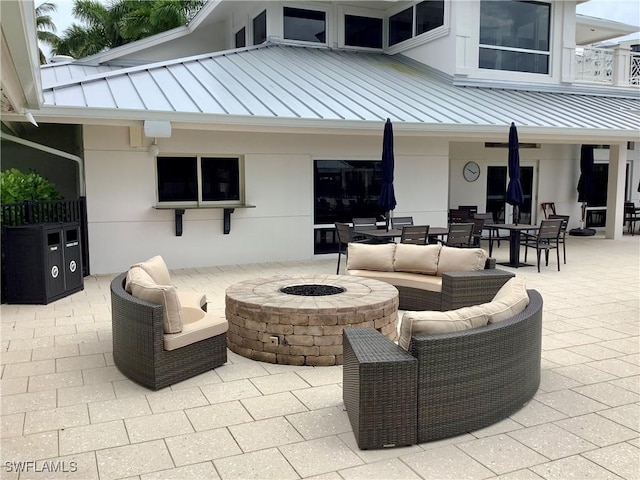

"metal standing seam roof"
[40,43,640,134]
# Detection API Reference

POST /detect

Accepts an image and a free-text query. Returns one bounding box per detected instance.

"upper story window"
[253,10,267,45]
[388,0,445,47]
[479,0,550,74]
[345,14,383,49]
[283,7,326,43]
[157,156,243,205]
[235,27,246,48]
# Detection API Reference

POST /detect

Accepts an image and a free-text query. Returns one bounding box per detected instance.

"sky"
[40,0,640,58]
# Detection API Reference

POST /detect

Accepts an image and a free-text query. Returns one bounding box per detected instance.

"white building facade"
[2,0,639,274]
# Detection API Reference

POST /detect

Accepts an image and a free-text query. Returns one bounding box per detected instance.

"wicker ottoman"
[343,328,417,449]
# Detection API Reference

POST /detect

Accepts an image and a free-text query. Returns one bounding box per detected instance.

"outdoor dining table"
[359,227,448,243]
[486,223,540,268]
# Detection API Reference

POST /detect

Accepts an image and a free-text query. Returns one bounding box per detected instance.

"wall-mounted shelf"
[154,204,256,236]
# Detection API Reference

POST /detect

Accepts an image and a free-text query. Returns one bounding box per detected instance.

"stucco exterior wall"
[450,141,640,228]
[83,126,450,274]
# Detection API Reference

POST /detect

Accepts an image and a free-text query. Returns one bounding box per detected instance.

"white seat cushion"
[398,305,489,350]
[482,277,530,324]
[348,269,442,292]
[436,246,487,276]
[164,309,228,351]
[347,243,396,272]
[393,243,441,274]
[133,255,172,286]
[177,291,207,309]
[126,266,183,334]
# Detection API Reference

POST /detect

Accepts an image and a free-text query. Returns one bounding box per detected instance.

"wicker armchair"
[343,289,543,449]
[110,273,227,390]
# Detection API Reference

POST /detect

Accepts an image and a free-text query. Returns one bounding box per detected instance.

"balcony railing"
[574,46,640,87]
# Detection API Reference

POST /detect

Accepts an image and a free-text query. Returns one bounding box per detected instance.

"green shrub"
[0,168,62,205]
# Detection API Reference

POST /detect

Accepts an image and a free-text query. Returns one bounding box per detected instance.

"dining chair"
[521,219,563,272]
[458,205,478,219]
[548,214,570,263]
[335,222,373,274]
[540,202,557,219]
[400,225,429,245]
[470,218,485,247]
[473,212,506,256]
[624,202,640,235]
[391,216,414,229]
[448,209,469,223]
[352,217,378,232]
[443,223,473,247]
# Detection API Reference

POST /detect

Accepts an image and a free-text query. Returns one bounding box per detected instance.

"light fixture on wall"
[148,141,160,157]
[143,120,171,138]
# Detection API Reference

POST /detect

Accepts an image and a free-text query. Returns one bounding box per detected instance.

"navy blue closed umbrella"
[378,118,397,230]
[506,122,524,224]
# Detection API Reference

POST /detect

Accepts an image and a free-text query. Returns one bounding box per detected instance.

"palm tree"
[52,0,204,59]
[35,2,59,64]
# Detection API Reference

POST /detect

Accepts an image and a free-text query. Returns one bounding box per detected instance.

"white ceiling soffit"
[576,14,640,46]
[0,0,42,113]
[36,44,640,140]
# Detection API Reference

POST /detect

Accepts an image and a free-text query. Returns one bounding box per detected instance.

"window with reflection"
[157,156,242,205]
[479,0,550,74]
[235,27,246,48]
[313,160,384,225]
[253,10,267,45]
[284,7,326,43]
[389,7,413,46]
[345,14,383,49]
[416,0,444,35]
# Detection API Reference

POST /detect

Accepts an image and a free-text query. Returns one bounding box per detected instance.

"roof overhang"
[9,106,639,145]
[0,0,42,114]
[576,14,640,45]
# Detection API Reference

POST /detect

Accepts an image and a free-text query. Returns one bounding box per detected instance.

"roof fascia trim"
[18,107,640,142]
[576,14,640,35]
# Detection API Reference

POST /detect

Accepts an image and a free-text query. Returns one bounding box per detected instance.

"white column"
[605,143,627,239]
[612,46,631,86]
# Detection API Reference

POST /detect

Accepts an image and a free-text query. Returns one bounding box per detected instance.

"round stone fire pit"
[225,275,399,366]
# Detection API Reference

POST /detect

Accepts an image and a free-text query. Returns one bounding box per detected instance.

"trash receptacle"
[63,224,83,295]
[4,222,83,304]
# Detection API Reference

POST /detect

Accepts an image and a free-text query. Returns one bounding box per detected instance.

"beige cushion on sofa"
[347,243,396,272]
[133,255,172,286]
[127,266,183,334]
[436,246,487,276]
[393,243,441,275]
[348,269,442,292]
[481,277,530,324]
[164,309,228,351]
[398,305,489,350]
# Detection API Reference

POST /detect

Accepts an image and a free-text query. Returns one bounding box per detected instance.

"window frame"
[234,26,246,49]
[280,4,330,45]
[385,0,449,54]
[281,3,329,46]
[478,0,552,75]
[156,154,245,207]
[337,5,384,51]
[252,9,267,45]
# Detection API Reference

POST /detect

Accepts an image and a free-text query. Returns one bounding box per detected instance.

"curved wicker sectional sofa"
[343,289,543,449]
[346,243,515,311]
[111,272,227,390]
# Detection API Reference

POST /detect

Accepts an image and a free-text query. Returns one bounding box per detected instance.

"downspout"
[0,131,85,196]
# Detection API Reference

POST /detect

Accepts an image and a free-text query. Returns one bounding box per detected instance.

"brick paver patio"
[1,233,638,479]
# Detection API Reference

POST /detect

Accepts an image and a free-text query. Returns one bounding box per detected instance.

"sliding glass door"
[486,165,534,224]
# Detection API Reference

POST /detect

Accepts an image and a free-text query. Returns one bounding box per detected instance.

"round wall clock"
[463,161,480,182]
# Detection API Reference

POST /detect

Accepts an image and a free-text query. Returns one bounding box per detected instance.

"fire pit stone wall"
[225,275,399,366]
